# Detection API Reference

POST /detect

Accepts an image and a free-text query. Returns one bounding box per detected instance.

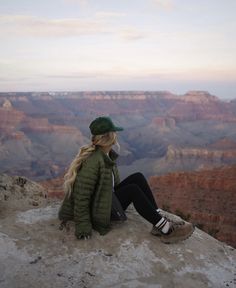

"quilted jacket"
[58,146,120,238]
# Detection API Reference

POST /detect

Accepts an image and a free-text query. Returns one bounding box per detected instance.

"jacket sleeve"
[73,158,99,238]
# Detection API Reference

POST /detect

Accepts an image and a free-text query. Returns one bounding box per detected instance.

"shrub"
[208,228,220,237]
[195,222,204,230]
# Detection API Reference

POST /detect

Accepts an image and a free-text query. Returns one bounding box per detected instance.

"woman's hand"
[75,223,92,240]
[78,235,91,240]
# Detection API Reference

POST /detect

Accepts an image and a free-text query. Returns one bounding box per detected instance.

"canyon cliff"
[0,98,87,179]
[149,165,236,248]
[1,91,236,180]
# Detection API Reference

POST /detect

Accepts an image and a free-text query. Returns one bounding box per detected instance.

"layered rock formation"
[0,91,236,180]
[151,117,176,130]
[149,165,236,248]
[0,98,87,180]
[0,173,235,288]
[0,104,25,131]
[40,176,64,199]
[165,145,236,167]
[169,91,236,122]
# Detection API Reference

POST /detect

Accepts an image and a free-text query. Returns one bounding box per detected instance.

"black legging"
[114,172,162,225]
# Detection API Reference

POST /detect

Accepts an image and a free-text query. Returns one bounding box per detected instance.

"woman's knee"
[120,183,142,197]
[131,172,145,180]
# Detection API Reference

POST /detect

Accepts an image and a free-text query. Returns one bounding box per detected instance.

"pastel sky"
[0,0,236,98]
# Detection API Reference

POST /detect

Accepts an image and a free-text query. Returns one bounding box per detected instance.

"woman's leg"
[114,183,162,225]
[114,175,195,244]
[115,172,158,210]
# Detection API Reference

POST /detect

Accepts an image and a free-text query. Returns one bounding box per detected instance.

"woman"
[58,116,194,244]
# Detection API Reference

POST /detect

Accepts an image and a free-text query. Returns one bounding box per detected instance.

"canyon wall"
[149,165,236,248]
[0,90,236,180]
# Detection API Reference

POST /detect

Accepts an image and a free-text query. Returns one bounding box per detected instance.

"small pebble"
[29,256,42,264]
[32,201,39,206]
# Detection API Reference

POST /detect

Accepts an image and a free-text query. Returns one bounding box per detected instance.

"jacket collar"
[109,149,119,161]
[97,146,119,166]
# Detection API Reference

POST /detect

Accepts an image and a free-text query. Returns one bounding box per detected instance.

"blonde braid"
[63,143,96,198]
[63,131,119,198]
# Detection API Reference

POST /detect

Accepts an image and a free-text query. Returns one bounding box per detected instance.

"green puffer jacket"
[58,147,120,238]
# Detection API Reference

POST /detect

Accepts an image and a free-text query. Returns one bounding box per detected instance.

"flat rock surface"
[0,174,235,288]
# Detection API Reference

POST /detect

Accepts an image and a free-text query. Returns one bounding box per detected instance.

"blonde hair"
[63,131,119,198]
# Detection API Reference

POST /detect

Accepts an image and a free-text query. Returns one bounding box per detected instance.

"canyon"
[149,165,236,248]
[1,90,236,179]
[0,90,236,248]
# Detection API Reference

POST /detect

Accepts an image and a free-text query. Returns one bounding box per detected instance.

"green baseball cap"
[89,116,124,135]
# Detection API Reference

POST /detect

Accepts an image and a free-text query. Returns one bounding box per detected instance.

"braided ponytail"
[63,131,118,198]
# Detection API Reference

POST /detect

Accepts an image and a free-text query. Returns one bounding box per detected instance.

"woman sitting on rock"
[58,116,194,244]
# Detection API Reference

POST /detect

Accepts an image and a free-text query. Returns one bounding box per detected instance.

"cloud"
[0,77,30,82]
[119,28,148,41]
[41,66,169,80]
[152,0,173,10]
[0,14,109,37]
[45,72,102,79]
[63,0,88,6]
[95,11,126,18]
[0,14,146,41]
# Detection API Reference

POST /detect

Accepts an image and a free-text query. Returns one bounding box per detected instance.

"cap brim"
[113,126,124,132]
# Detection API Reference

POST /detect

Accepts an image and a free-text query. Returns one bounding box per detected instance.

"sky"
[0,0,236,99]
